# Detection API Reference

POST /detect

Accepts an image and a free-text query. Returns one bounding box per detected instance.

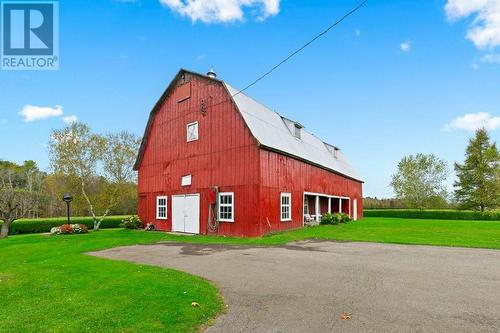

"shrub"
[50,224,89,235]
[363,209,500,221]
[72,224,89,234]
[59,224,73,234]
[1,216,126,235]
[320,213,351,225]
[120,215,142,229]
[320,213,339,225]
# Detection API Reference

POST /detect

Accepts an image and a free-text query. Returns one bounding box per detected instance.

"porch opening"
[303,192,351,225]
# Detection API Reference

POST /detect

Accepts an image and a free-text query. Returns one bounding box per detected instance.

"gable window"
[281,193,292,221]
[218,192,234,222]
[187,121,198,142]
[156,196,167,220]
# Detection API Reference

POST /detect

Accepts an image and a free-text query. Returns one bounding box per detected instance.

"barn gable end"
[136,70,263,236]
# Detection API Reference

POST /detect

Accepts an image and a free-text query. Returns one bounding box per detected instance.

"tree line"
[0,122,140,238]
[389,129,499,211]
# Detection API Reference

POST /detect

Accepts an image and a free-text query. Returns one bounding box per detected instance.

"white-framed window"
[304,200,309,215]
[156,196,167,220]
[281,193,292,221]
[187,121,199,142]
[218,192,234,222]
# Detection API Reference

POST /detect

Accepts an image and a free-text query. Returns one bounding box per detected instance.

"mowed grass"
[1,218,499,333]
[158,217,500,249]
[0,230,224,333]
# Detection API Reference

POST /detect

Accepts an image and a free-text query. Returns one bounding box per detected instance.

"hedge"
[364,209,500,221]
[0,216,128,235]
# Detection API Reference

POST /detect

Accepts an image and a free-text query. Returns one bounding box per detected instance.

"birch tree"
[49,122,140,230]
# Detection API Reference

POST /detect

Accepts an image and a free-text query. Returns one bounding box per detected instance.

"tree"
[390,154,448,209]
[454,128,500,211]
[0,161,42,238]
[49,122,140,230]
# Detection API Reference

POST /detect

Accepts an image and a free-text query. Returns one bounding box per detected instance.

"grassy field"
[1,217,499,332]
[0,230,224,333]
[156,217,500,249]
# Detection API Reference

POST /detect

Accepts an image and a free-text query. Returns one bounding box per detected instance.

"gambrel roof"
[134,69,362,182]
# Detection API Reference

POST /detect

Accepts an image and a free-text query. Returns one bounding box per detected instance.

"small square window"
[187,122,198,142]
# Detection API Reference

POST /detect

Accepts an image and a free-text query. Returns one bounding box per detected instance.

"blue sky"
[0,0,499,197]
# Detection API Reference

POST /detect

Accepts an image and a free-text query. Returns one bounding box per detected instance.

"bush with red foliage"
[59,224,73,234]
[53,224,89,235]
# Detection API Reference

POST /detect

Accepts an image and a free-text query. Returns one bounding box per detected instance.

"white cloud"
[400,41,411,52]
[19,105,63,122]
[444,112,500,131]
[445,0,500,49]
[159,0,280,23]
[62,115,78,124]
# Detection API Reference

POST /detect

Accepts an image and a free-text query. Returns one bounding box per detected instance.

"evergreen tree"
[454,128,500,211]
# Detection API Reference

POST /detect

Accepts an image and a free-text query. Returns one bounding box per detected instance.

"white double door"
[172,194,200,234]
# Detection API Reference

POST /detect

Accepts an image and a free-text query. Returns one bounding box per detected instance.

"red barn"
[134,69,363,237]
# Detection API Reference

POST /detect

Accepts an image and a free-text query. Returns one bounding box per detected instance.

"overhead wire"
[207,0,369,110]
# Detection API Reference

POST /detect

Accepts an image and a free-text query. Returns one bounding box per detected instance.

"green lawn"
[157,217,500,249]
[0,230,224,333]
[1,217,499,332]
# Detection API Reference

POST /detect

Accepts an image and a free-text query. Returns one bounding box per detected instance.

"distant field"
[364,209,500,221]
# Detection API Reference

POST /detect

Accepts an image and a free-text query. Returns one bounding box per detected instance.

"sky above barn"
[0,0,499,198]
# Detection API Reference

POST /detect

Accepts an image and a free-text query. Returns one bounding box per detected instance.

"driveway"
[90,241,500,333]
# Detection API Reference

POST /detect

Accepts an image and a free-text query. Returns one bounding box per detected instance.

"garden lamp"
[63,194,73,225]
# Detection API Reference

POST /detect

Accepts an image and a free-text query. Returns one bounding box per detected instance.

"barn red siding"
[258,149,363,234]
[137,70,363,237]
[137,73,261,236]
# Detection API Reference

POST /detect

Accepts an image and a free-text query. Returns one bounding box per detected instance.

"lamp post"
[63,194,73,225]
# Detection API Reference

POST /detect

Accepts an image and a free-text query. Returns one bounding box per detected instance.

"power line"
[232,0,369,99]
[206,0,368,110]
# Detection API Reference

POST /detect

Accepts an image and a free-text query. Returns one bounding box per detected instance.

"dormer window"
[294,124,302,139]
[282,116,304,140]
[324,142,340,159]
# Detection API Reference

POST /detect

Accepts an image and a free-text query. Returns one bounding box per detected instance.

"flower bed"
[50,224,89,235]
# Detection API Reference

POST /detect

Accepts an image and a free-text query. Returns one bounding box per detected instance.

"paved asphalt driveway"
[90,241,500,333]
